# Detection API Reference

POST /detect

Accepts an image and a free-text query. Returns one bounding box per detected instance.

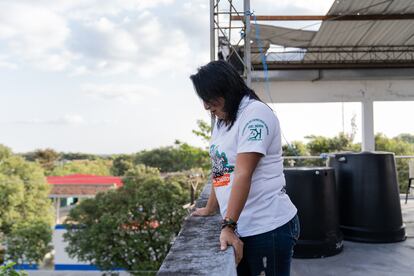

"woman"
[190,60,300,276]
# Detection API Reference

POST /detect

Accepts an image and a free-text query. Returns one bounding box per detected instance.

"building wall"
[53,225,98,270]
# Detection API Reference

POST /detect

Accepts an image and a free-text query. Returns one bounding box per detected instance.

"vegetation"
[281,132,414,191]
[50,159,112,176]
[0,145,53,266]
[63,165,189,273]
[192,119,211,146]
[134,140,210,173]
[0,262,28,276]
[22,148,60,173]
[375,133,414,191]
[110,154,134,176]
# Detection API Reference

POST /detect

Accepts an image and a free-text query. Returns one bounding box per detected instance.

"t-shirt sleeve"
[237,103,276,156]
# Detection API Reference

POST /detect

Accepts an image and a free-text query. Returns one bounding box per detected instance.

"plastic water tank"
[285,167,343,258]
[328,152,406,243]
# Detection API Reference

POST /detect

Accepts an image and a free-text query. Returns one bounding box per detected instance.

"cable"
[250,11,300,157]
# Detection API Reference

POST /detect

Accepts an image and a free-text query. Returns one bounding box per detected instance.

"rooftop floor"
[158,181,414,276]
[291,198,414,276]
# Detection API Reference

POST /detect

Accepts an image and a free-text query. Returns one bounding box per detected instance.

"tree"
[282,141,319,167]
[192,119,211,145]
[63,165,188,272]
[134,141,210,172]
[305,132,359,156]
[51,159,112,176]
[395,133,414,144]
[5,221,52,266]
[350,113,358,142]
[375,133,414,155]
[111,155,134,176]
[375,133,414,191]
[32,149,60,174]
[0,262,28,276]
[163,168,207,204]
[0,145,53,265]
[60,152,101,161]
[283,141,309,157]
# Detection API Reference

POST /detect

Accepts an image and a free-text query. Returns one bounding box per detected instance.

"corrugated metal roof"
[311,0,414,47]
[247,0,414,65]
[327,0,414,15]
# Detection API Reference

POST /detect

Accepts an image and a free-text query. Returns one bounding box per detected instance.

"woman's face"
[203,97,226,120]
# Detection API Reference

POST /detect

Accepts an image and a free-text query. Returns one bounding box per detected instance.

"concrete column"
[362,99,375,151]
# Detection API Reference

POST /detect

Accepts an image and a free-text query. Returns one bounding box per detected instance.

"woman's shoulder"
[244,99,275,118]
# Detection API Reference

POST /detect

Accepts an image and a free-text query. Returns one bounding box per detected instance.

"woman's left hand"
[220,227,244,264]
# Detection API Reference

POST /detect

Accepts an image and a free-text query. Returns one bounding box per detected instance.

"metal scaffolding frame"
[262,46,414,68]
[209,0,414,152]
[209,0,252,86]
[211,1,414,72]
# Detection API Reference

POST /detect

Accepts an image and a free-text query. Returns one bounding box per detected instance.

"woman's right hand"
[192,207,216,217]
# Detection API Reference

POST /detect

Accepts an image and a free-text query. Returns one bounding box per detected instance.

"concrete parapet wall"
[157,182,237,276]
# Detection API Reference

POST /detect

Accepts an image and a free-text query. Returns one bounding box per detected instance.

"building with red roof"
[47,174,123,197]
[47,174,123,224]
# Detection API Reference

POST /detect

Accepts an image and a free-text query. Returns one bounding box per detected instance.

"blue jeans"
[237,214,300,276]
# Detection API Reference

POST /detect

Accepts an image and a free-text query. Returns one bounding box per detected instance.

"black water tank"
[284,167,343,258]
[328,152,406,243]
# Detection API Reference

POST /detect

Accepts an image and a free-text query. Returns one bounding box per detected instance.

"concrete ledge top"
[157,182,236,276]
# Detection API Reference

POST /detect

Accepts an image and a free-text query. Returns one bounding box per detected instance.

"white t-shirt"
[210,95,297,237]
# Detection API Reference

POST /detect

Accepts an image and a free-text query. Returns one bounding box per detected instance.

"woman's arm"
[220,152,262,264]
[192,178,219,216]
[225,152,262,221]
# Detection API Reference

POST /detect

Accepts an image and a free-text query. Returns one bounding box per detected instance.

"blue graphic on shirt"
[210,144,234,178]
[242,118,269,141]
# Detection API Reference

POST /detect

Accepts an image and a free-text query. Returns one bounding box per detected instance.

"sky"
[0,0,413,154]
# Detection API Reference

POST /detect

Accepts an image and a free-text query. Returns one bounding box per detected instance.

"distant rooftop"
[47,174,123,197]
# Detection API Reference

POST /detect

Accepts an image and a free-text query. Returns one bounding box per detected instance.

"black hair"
[190,60,262,130]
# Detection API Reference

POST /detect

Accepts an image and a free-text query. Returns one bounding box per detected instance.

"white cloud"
[0,56,18,70]
[0,0,211,76]
[0,0,333,76]
[0,2,72,71]
[69,17,139,61]
[68,11,197,77]
[82,83,159,104]
[13,114,86,126]
[12,0,175,17]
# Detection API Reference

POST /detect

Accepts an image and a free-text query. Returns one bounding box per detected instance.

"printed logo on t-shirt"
[242,119,269,141]
[210,144,234,187]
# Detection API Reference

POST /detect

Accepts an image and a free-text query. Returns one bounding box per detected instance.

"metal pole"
[244,0,252,87]
[210,0,215,61]
[210,0,217,131]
